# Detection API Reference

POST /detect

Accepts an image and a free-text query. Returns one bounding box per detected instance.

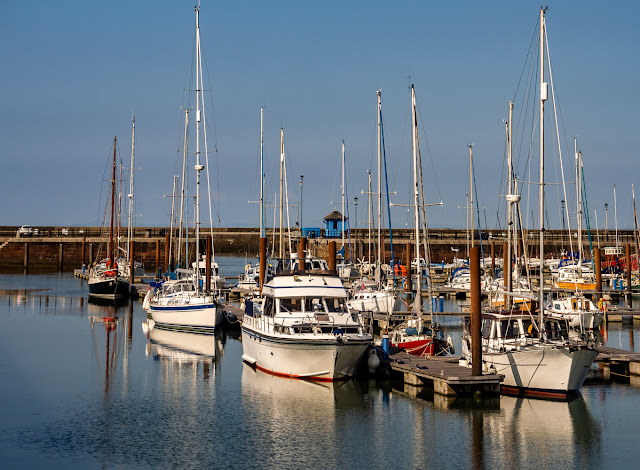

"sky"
[1,0,639,231]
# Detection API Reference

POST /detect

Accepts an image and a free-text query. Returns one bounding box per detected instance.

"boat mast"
[575,138,583,265]
[538,6,547,339]
[506,101,514,308]
[469,144,474,249]
[177,108,189,268]
[377,90,382,281]
[194,4,204,287]
[279,128,284,258]
[633,185,640,261]
[411,85,422,313]
[109,136,117,263]
[614,184,619,250]
[342,140,346,260]
[127,117,135,262]
[260,107,265,238]
[368,169,372,264]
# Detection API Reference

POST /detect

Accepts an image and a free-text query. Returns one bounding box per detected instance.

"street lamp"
[354,196,358,239]
[605,203,608,241]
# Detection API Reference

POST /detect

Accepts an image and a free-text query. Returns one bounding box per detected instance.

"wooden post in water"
[405,242,412,291]
[89,244,94,266]
[129,240,135,286]
[58,243,63,272]
[470,246,482,376]
[298,237,306,272]
[81,237,86,267]
[165,233,170,273]
[23,243,29,272]
[626,243,632,307]
[205,235,212,292]
[595,248,602,301]
[328,241,337,272]
[155,240,161,277]
[259,237,267,295]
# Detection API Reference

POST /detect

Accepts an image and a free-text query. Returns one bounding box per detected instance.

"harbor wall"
[0,226,636,271]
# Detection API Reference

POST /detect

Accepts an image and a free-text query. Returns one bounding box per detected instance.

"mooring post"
[595,247,602,302]
[298,237,307,272]
[58,243,63,272]
[89,243,94,267]
[23,243,29,272]
[205,235,212,292]
[155,239,161,277]
[491,240,495,278]
[259,237,267,295]
[81,237,86,268]
[328,240,337,272]
[470,246,482,376]
[626,243,632,307]
[130,240,135,287]
[165,233,170,273]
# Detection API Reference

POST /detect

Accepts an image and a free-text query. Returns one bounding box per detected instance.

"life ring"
[105,270,116,277]
[245,264,251,272]
[402,279,408,290]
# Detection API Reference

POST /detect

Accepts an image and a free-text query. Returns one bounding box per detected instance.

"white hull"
[461,345,597,397]
[150,300,222,333]
[348,291,395,314]
[549,311,603,329]
[241,325,369,381]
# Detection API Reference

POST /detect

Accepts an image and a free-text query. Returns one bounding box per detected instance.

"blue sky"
[1,1,639,231]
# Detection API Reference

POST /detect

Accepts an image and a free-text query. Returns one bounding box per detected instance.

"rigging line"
[513,14,541,103]
[380,112,395,282]
[416,103,443,205]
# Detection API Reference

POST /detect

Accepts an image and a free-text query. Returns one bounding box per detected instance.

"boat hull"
[348,292,395,314]
[150,302,222,333]
[88,277,129,299]
[554,281,596,290]
[463,346,597,398]
[241,325,369,381]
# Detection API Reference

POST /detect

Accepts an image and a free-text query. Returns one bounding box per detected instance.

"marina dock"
[384,349,502,396]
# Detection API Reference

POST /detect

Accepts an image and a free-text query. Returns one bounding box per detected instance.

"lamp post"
[354,196,358,239]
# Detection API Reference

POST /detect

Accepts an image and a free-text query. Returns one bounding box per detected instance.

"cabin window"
[325,298,347,313]
[304,298,323,313]
[263,297,275,317]
[522,319,534,337]
[482,320,492,339]
[498,320,519,339]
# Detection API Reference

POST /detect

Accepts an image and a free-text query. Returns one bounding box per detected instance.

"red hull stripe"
[252,363,346,382]
[500,385,577,399]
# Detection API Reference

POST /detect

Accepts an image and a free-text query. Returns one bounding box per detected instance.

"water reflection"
[143,320,221,381]
[481,395,601,469]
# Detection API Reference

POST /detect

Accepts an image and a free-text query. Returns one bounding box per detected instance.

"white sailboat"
[148,4,222,333]
[460,8,597,399]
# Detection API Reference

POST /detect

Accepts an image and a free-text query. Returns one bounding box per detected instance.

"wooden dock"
[383,349,502,396]
[595,345,640,377]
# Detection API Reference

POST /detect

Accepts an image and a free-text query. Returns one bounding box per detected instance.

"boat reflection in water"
[479,395,601,469]
[143,319,222,369]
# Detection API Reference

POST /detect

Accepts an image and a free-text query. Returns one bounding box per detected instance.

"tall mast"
[109,136,117,263]
[538,6,547,338]
[411,85,422,312]
[260,107,265,238]
[177,108,189,268]
[279,128,284,258]
[469,144,474,249]
[127,117,135,262]
[576,138,583,264]
[614,184,619,249]
[367,170,372,263]
[194,4,204,287]
[377,90,382,278]
[342,140,346,258]
[506,101,514,307]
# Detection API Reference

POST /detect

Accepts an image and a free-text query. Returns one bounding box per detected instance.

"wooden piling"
[155,240,161,276]
[328,241,337,271]
[491,240,495,278]
[89,244,94,266]
[58,243,63,271]
[470,246,482,376]
[595,247,602,301]
[298,237,306,272]
[81,237,86,267]
[23,243,29,272]
[165,233,170,273]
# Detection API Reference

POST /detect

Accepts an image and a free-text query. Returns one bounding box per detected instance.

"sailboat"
[459,8,597,399]
[88,137,130,299]
[389,84,450,357]
[147,4,222,333]
[336,140,353,279]
[348,90,396,315]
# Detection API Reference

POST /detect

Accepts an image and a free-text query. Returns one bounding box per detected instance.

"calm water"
[1,258,640,469]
